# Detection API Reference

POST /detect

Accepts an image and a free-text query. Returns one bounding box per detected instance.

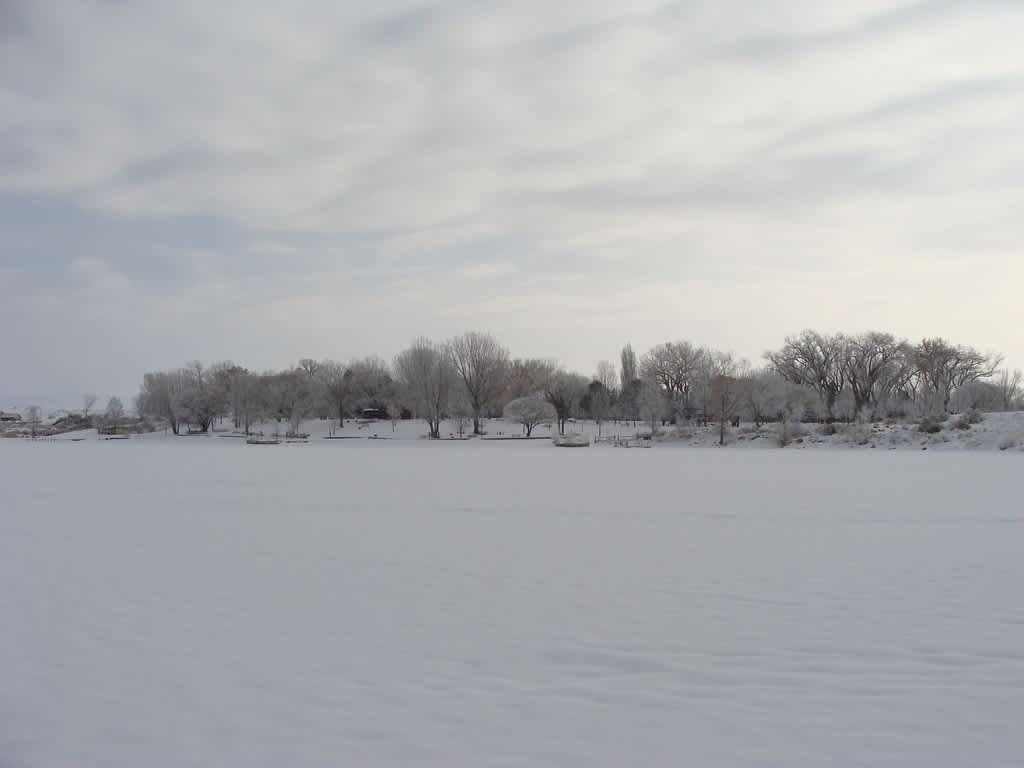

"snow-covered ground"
[12,408,1024,452]
[3,431,1023,765]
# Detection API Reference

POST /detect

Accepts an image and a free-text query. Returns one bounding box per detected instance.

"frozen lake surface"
[3,438,1023,766]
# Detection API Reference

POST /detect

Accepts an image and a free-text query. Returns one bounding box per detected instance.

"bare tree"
[911,338,1001,416]
[618,378,643,425]
[446,331,509,435]
[227,369,261,434]
[503,396,555,436]
[282,365,322,433]
[641,340,706,420]
[743,369,787,427]
[766,330,846,421]
[543,369,588,435]
[952,380,1001,413]
[393,338,451,439]
[320,360,351,426]
[706,352,748,445]
[838,332,909,419]
[82,394,97,421]
[995,369,1022,411]
[299,361,328,420]
[137,369,187,434]
[297,358,321,379]
[26,405,42,438]
[207,362,248,428]
[595,360,617,395]
[635,378,665,437]
[503,358,556,401]
[448,387,473,438]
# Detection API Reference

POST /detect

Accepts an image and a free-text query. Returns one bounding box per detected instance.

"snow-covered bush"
[851,424,872,445]
[776,420,804,447]
[503,397,556,437]
[998,435,1022,451]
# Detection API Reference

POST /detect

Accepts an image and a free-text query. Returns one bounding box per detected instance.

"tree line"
[133,330,1021,439]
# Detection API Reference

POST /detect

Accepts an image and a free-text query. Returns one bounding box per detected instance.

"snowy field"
[3,434,1024,766]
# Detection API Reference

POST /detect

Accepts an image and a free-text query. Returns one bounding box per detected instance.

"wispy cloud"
[1,0,1022,396]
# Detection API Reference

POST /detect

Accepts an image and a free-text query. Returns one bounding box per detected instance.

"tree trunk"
[719,392,725,445]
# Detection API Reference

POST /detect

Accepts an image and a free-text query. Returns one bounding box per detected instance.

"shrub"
[917,417,942,434]
[776,422,792,447]
[777,420,804,447]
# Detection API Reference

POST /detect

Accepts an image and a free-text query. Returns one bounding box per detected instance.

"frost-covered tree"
[743,369,786,427]
[347,356,394,415]
[104,396,124,425]
[503,396,555,436]
[503,358,556,402]
[263,366,320,433]
[635,378,665,436]
[173,361,230,433]
[393,338,451,439]
[952,380,1001,413]
[137,369,187,434]
[446,331,509,435]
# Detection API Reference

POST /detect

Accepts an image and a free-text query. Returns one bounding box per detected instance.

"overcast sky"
[2,0,1022,402]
